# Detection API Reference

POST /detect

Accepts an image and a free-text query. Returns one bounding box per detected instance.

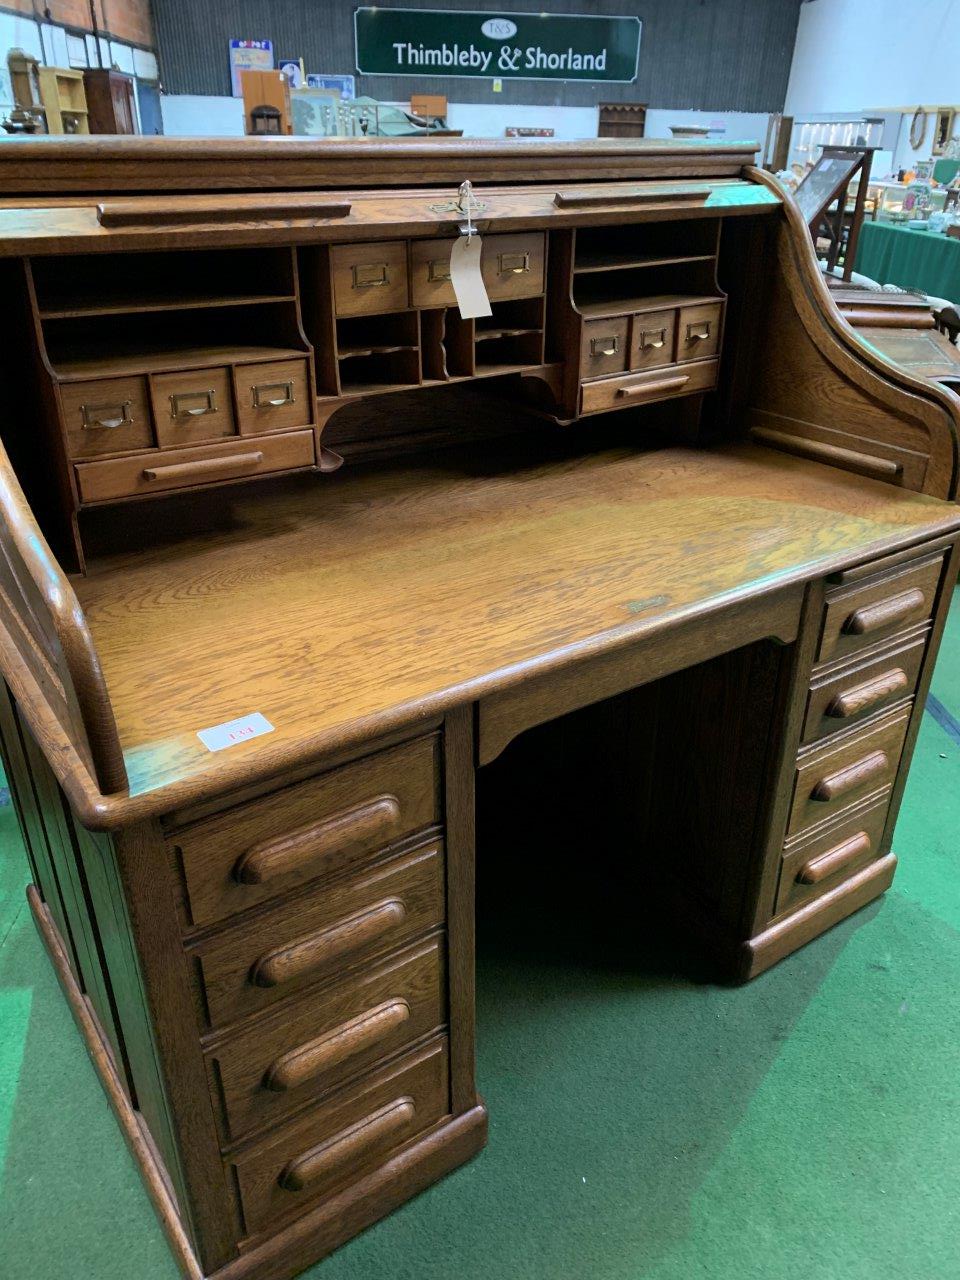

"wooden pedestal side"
[0,689,486,1280]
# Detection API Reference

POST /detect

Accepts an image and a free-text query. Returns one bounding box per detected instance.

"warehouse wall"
[1,0,153,48]
[151,0,802,112]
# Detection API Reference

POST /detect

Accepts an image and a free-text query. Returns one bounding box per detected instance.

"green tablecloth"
[853,220,960,303]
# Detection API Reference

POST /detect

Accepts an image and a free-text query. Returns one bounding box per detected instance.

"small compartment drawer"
[74,430,315,504]
[817,555,944,664]
[787,707,911,839]
[170,735,440,928]
[231,1037,448,1239]
[777,799,889,916]
[330,241,408,317]
[191,842,444,1029]
[677,302,722,362]
[802,633,925,746]
[151,366,235,448]
[410,237,457,309]
[207,938,444,1142]
[629,309,675,371]
[580,317,628,380]
[580,356,717,416]
[481,232,545,301]
[236,359,310,436]
[61,375,153,459]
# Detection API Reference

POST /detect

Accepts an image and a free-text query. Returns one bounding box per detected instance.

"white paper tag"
[197,712,274,752]
[450,234,492,319]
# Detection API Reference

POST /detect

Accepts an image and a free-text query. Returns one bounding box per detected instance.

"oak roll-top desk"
[1,137,959,1280]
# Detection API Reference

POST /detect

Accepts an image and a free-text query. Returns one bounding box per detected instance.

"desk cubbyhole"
[475,298,544,371]
[573,219,720,275]
[336,311,421,394]
[30,247,297,319]
[44,301,309,380]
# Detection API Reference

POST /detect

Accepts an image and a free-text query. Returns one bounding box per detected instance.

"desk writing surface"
[74,438,960,801]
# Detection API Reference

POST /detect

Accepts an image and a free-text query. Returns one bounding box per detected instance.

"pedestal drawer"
[74,429,315,503]
[802,632,925,745]
[207,938,444,1143]
[817,554,943,664]
[191,841,444,1030]
[787,707,911,839]
[231,1037,449,1239]
[777,798,889,916]
[170,735,440,928]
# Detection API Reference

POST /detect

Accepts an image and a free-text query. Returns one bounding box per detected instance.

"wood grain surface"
[69,436,960,815]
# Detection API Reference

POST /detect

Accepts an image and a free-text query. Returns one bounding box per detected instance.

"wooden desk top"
[72,435,960,814]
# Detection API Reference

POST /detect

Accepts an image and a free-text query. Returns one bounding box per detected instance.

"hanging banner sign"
[354,9,641,83]
[229,39,274,96]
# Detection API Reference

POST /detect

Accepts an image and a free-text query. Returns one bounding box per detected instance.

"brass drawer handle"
[685,321,712,342]
[590,335,620,357]
[811,750,888,802]
[251,899,407,988]
[617,374,689,399]
[638,327,667,351]
[233,794,402,886]
[169,388,217,419]
[797,831,872,885]
[278,1096,416,1192]
[142,452,262,483]
[352,262,389,288]
[264,1000,411,1093]
[427,259,451,282]
[81,399,132,430]
[252,380,296,409]
[843,588,925,636]
[498,250,529,274]
[827,668,909,719]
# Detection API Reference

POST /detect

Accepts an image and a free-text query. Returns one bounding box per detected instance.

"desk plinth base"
[28,884,489,1280]
[738,852,898,980]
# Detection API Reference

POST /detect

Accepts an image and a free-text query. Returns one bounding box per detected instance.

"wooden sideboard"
[1,137,959,1280]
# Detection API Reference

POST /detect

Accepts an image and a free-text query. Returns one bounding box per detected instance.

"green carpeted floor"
[2,599,960,1280]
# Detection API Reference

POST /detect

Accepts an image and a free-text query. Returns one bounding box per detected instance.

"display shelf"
[51,344,308,381]
[39,292,297,320]
[577,292,721,320]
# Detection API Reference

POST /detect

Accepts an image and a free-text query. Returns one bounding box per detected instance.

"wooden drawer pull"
[233,794,402,886]
[798,831,872,884]
[143,452,262,484]
[278,1096,415,1192]
[749,427,903,480]
[827,668,909,719]
[617,374,689,399]
[251,898,407,988]
[264,999,411,1093]
[811,750,888,802]
[843,588,925,636]
[554,188,710,209]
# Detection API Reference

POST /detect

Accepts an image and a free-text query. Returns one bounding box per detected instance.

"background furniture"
[853,221,960,302]
[37,66,89,134]
[1,137,959,1280]
[597,103,647,138]
[83,69,138,135]
[796,144,874,279]
[240,70,293,135]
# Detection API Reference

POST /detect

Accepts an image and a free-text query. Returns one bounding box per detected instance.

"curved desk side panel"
[742,166,960,500]
[0,435,126,794]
